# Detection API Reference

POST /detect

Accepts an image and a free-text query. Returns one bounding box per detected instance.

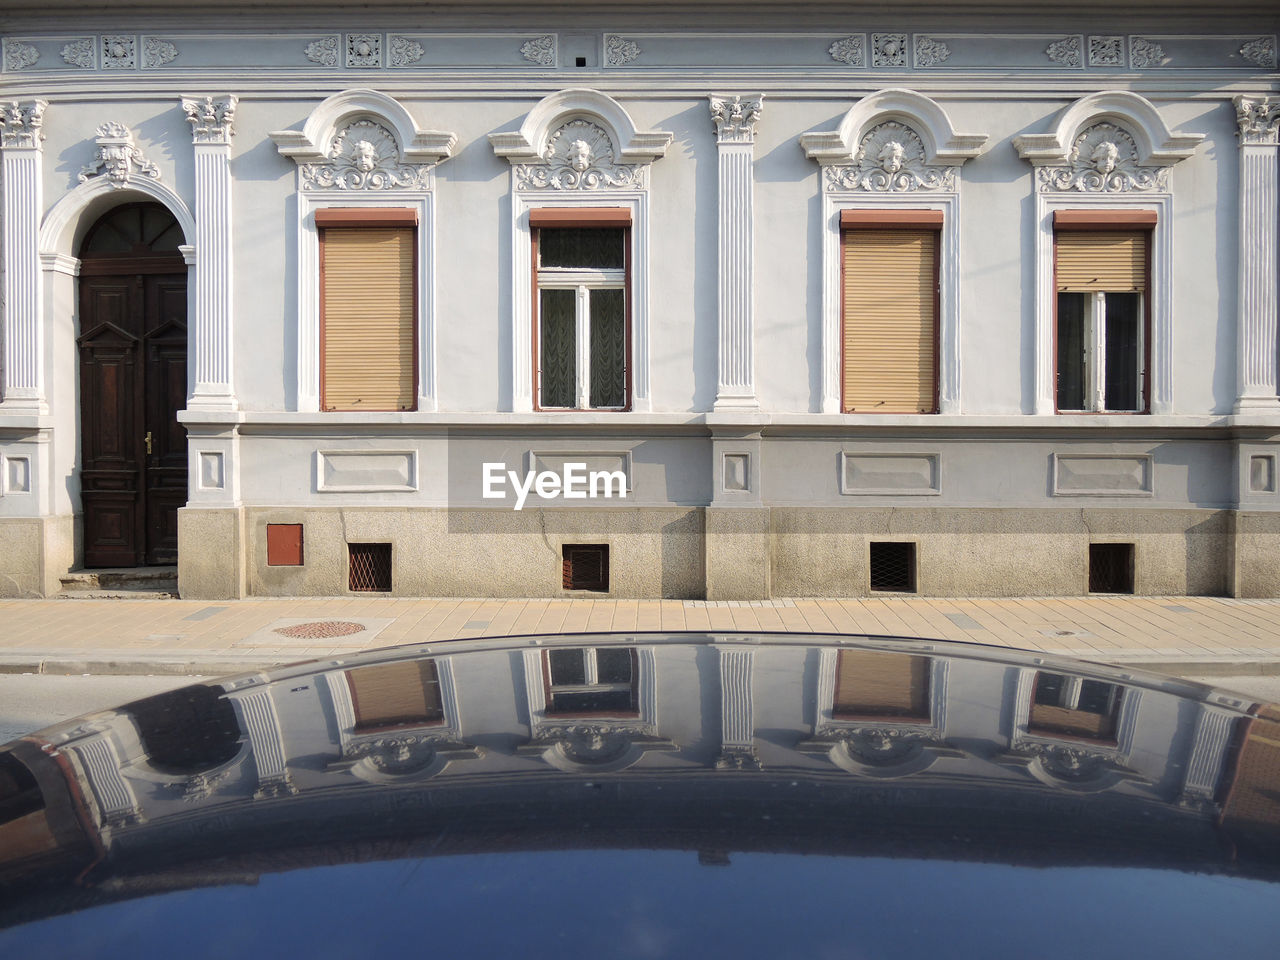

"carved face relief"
[568,138,593,172]
[517,119,643,190]
[878,140,906,173]
[1090,140,1119,174]
[353,139,379,173]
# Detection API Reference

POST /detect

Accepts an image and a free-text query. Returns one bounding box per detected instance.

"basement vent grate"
[870,542,917,593]
[349,543,392,592]
[1089,543,1134,594]
[563,544,609,592]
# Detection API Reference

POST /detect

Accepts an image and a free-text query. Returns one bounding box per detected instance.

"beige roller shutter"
[321,226,415,411]
[348,660,442,730]
[1055,231,1146,292]
[842,229,937,413]
[834,650,930,719]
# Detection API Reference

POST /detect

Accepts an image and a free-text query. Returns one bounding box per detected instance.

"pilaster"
[715,644,759,769]
[182,96,238,410]
[0,100,47,411]
[1234,96,1280,413]
[710,95,763,411]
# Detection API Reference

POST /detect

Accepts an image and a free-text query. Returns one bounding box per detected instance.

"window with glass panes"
[1054,213,1151,413]
[1029,671,1122,741]
[545,647,637,715]
[532,213,629,410]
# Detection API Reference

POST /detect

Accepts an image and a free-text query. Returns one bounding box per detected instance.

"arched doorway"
[78,203,188,567]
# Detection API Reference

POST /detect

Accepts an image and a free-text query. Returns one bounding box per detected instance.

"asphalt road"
[0,674,209,743]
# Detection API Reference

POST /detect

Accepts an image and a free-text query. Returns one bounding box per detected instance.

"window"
[317,208,417,411]
[840,210,940,413]
[545,647,637,715]
[1054,211,1152,413]
[1029,672,1121,741]
[833,650,931,721]
[347,660,443,732]
[532,209,630,410]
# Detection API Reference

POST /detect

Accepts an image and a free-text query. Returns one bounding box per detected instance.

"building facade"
[1,2,1278,600]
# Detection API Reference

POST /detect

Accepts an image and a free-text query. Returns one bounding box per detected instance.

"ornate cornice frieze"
[144,38,178,68]
[1129,37,1165,68]
[1236,95,1280,146]
[514,119,645,190]
[347,34,381,68]
[60,38,94,68]
[715,746,763,771]
[828,35,865,67]
[3,40,39,72]
[709,95,763,145]
[914,36,951,68]
[872,32,908,67]
[1046,36,1082,68]
[101,35,136,70]
[521,35,556,66]
[824,121,956,192]
[605,35,641,66]
[389,35,425,67]
[1240,37,1277,69]
[1088,35,1124,67]
[182,95,237,144]
[79,121,161,188]
[1037,122,1168,192]
[300,117,435,190]
[0,100,47,150]
[305,36,339,66]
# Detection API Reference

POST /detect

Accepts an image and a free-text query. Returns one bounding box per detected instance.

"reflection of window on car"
[833,650,931,722]
[347,660,442,732]
[122,684,241,774]
[534,220,629,410]
[1030,672,1121,741]
[545,647,637,715]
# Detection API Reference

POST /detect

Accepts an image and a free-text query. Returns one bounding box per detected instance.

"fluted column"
[0,100,47,411]
[182,96,238,410]
[715,644,759,769]
[710,95,763,411]
[1234,95,1280,413]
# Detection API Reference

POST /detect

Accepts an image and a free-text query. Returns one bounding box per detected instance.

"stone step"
[59,567,178,599]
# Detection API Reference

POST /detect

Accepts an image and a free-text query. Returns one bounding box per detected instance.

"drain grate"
[870,542,916,593]
[563,544,609,592]
[349,543,392,592]
[1089,543,1134,594]
[274,620,366,639]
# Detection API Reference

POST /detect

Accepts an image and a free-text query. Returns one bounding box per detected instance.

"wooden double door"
[79,268,188,567]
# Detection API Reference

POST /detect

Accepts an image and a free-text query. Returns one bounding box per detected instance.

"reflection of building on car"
[1,7,1278,603]
[5,634,1280,883]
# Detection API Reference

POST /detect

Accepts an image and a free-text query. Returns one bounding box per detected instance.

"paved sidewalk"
[2,594,1280,676]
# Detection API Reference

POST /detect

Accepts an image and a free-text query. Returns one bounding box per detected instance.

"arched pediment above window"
[800,88,988,168]
[489,87,673,190]
[1013,90,1203,168]
[269,88,456,191]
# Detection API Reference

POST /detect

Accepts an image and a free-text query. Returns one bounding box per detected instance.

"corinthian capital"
[1235,95,1280,146]
[709,95,764,145]
[0,99,47,150]
[182,95,237,144]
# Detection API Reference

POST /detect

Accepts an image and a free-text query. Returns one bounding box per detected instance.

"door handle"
[144,431,153,455]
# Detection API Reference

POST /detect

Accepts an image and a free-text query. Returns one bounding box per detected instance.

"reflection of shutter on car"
[348,660,442,730]
[321,227,415,411]
[834,650,930,719]
[842,229,936,413]
[1056,232,1145,292]
[1029,703,1114,739]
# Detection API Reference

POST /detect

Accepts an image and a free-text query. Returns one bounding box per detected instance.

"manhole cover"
[274,620,366,639]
